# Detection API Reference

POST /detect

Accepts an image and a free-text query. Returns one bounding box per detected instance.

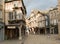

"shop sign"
[7,26,16,29]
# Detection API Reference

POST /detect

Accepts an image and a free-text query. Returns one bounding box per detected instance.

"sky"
[23,0,58,16]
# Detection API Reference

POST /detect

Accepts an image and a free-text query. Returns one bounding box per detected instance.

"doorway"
[5,27,19,40]
[40,28,45,34]
[46,28,50,34]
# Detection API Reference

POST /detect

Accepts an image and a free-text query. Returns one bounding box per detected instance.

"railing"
[8,16,25,24]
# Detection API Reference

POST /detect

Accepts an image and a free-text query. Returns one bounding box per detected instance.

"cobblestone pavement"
[0,34,60,44]
[24,34,60,44]
[0,40,22,44]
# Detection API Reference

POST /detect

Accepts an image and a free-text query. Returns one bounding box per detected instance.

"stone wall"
[0,23,4,41]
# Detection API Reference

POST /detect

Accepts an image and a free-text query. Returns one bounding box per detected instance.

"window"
[0,0,3,5]
[13,10,23,20]
[16,9,22,20]
[9,12,13,20]
[50,13,52,19]
[14,11,16,19]
[46,20,48,26]
[39,22,42,27]
[0,10,2,18]
[50,20,54,25]
[56,19,58,24]
[42,21,45,27]
[49,11,54,19]
[13,1,22,7]
[42,16,45,21]
[16,14,20,19]
[16,13,22,19]
[53,19,57,25]
[14,1,18,7]
[13,11,15,20]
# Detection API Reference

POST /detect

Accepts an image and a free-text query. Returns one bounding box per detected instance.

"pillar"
[50,28,51,34]
[53,28,54,34]
[19,25,22,40]
[45,28,47,34]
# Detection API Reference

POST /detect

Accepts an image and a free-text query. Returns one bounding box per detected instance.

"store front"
[50,26,58,34]
[5,25,26,40]
[40,28,45,34]
[5,26,19,40]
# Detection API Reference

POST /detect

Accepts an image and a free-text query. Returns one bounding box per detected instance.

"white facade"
[27,10,46,28]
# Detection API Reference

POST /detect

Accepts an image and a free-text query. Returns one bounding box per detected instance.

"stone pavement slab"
[0,40,22,44]
[24,34,60,44]
[0,34,60,44]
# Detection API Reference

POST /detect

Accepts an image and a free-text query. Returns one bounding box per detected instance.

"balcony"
[8,16,25,24]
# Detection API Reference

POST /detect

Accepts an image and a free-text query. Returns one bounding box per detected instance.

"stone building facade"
[26,10,49,34]
[4,0,27,40]
[0,0,5,41]
[58,0,60,38]
[47,8,58,34]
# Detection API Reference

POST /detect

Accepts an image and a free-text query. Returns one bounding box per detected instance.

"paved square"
[0,34,60,44]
